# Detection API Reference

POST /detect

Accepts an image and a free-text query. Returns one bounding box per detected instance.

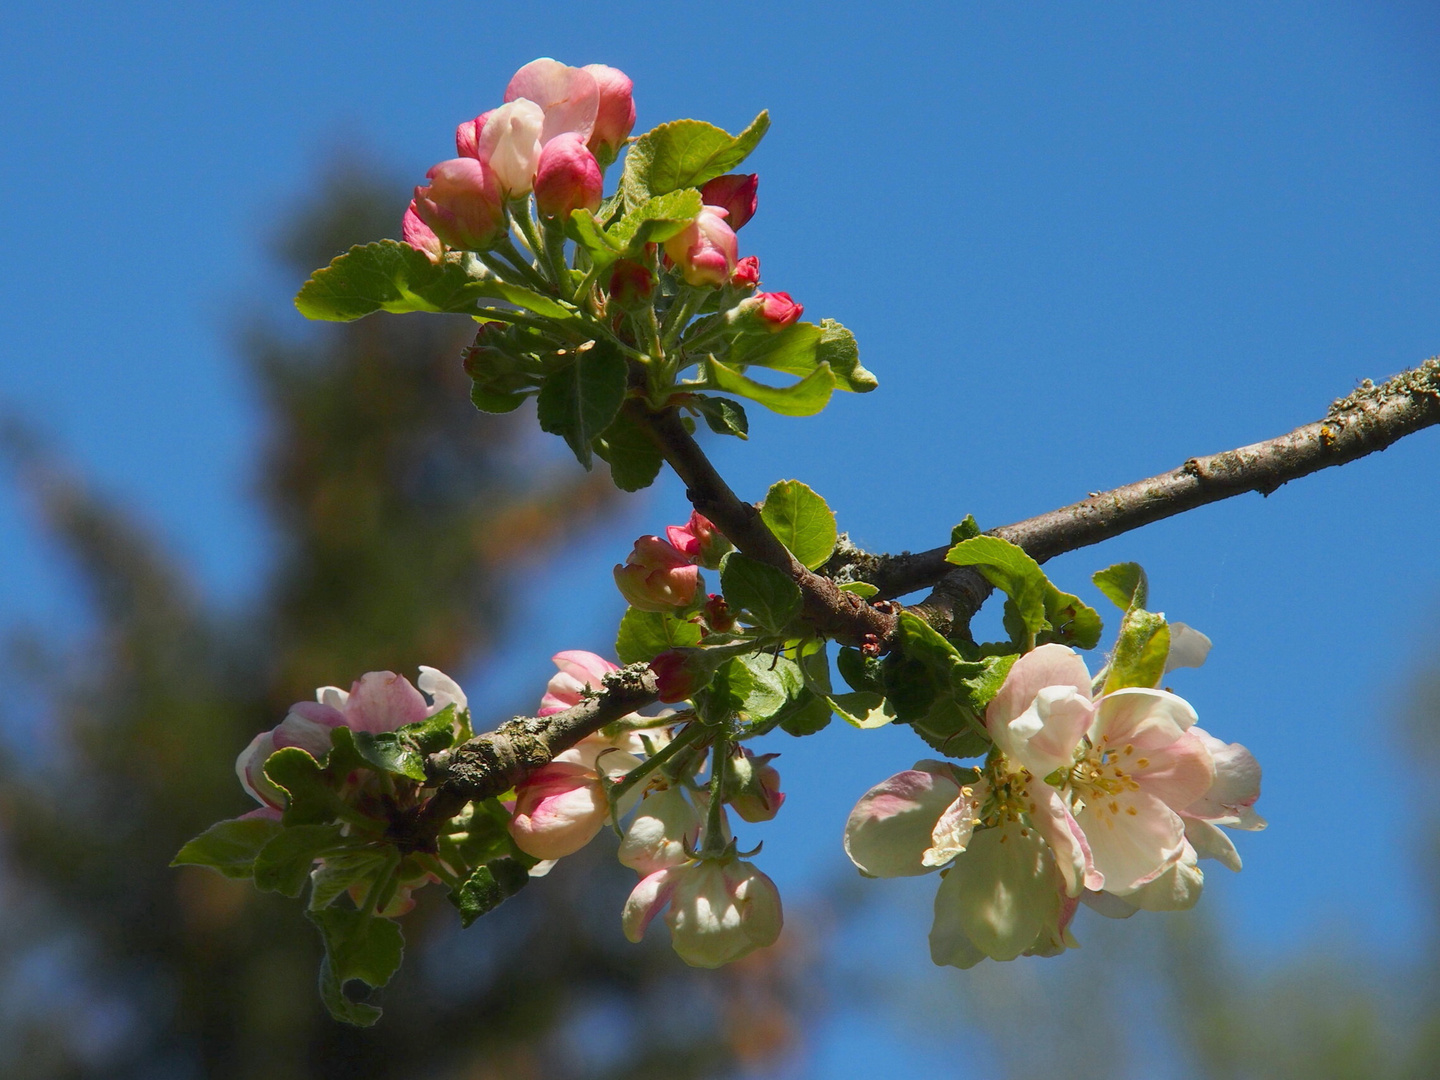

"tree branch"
[868,357,1440,605]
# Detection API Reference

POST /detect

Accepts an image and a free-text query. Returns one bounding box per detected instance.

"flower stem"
[700,729,730,858]
[606,721,709,830]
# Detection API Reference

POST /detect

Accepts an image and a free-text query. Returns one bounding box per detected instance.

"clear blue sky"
[3,2,1438,1074]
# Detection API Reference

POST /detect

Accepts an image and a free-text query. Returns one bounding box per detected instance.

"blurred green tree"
[0,167,803,1080]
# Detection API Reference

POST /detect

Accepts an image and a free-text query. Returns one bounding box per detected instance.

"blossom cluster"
[845,631,1264,967]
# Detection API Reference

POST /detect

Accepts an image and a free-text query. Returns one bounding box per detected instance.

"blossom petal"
[1129,730,1215,811]
[619,787,700,874]
[508,762,608,860]
[1026,782,1100,895]
[1092,687,1198,752]
[1183,815,1242,872]
[418,666,467,714]
[1184,726,1264,827]
[505,58,600,143]
[1129,842,1204,911]
[986,643,1093,733]
[923,782,986,868]
[999,685,1094,776]
[1077,789,1186,894]
[1081,888,1138,920]
[623,867,682,942]
[933,822,1061,963]
[1164,622,1212,674]
[845,767,963,877]
[342,671,429,733]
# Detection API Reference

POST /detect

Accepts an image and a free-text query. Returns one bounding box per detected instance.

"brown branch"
[868,357,1440,603]
[637,403,898,646]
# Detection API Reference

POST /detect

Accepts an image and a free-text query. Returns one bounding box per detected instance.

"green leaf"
[719,553,803,632]
[837,646,885,694]
[295,241,488,321]
[264,746,346,826]
[348,731,427,782]
[399,704,459,757]
[309,849,395,911]
[1104,609,1171,693]
[827,691,897,729]
[776,691,834,736]
[621,112,770,206]
[436,799,518,873]
[725,319,875,395]
[253,823,348,898]
[760,480,837,570]
[308,908,404,1027]
[707,357,836,416]
[954,652,1017,714]
[470,382,528,414]
[838,580,878,599]
[1038,583,1103,650]
[449,859,531,928]
[814,320,877,393]
[735,652,804,724]
[950,515,981,544]
[171,817,284,879]
[692,395,750,439]
[536,344,629,468]
[909,696,991,759]
[592,408,665,491]
[946,536,1050,639]
[615,608,704,665]
[570,190,704,272]
[1093,562,1150,612]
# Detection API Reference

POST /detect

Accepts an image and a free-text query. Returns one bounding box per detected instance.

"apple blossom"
[614,535,701,611]
[731,291,804,332]
[505,57,600,145]
[726,749,785,823]
[533,132,603,218]
[538,649,617,715]
[623,855,783,968]
[607,258,654,308]
[412,158,505,251]
[618,785,701,873]
[663,206,739,287]
[581,63,636,167]
[474,100,546,198]
[700,173,758,230]
[665,511,731,569]
[730,254,761,288]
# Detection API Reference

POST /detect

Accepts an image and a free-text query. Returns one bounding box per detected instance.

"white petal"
[986,643,1093,733]
[1081,888,1138,920]
[844,767,963,877]
[1129,843,1204,911]
[933,822,1060,963]
[1183,816,1242,872]
[417,666,467,714]
[1001,686,1093,776]
[1092,687,1198,751]
[1077,790,1186,895]
[923,784,985,868]
[1164,622,1212,674]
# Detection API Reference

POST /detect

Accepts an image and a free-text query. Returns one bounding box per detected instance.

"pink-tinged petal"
[272,702,346,756]
[1164,622,1212,674]
[619,786,700,873]
[1080,888,1138,920]
[844,767,963,877]
[665,860,782,968]
[933,822,1061,963]
[508,762,607,860]
[316,685,348,710]
[1128,842,1204,911]
[1183,815,1242,872]
[1076,789,1186,895]
[922,782,986,868]
[1091,687,1197,752]
[342,671,429,733]
[623,866,683,942]
[581,63,635,164]
[417,666,467,714]
[236,730,282,808]
[239,805,283,822]
[402,202,443,262]
[455,111,492,159]
[505,58,599,143]
[476,100,545,197]
[995,685,1093,776]
[1184,726,1264,825]
[1026,782,1099,895]
[1026,891,1082,958]
[552,650,618,685]
[986,643,1093,732]
[1130,730,1215,811]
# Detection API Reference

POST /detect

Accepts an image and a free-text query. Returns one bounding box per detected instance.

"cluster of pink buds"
[613,511,732,612]
[405,59,636,257]
[844,628,1264,967]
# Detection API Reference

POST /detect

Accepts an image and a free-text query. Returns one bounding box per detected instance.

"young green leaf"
[308,908,405,1027]
[1104,609,1172,693]
[813,320,877,393]
[308,849,396,911]
[827,691,897,729]
[252,823,349,898]
[264,746,347,826]
[347,731,428,782]
[171,817,284,879]
[536,344,629,468]
[593,408,666,491]
[707,358,836,417]
[621,112,770,206]
[946,536,1049,639]
[615,607,704,665]
[449,859,531,928]
[295,241,489,321]
[775,691,834,736]
[1093,562,1150,612]
[760,480,837,570]
[692,395,750,438]
[719,553,803,632]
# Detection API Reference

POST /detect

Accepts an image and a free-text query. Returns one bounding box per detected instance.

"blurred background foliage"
[0,165,1435,1079]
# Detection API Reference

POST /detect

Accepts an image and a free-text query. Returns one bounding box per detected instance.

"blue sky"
[3,2,1439,1073]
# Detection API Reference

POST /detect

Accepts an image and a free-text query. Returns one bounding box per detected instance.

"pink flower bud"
[455,110,493,159]
[505,58,600,144]
[539,650,619,715]
[402,201,443,262]
[727,750,786,823]
[582,63,636,167]
[665,511,730,569]
[533,132,603,219]
[700,173,758,230]
[703,593,736,633]
[614,536,700,612]
[730,255,761,289]
[509,761,609,860]
[607,259,655,307]
[413,158,505,251]
[650,650,706,703]
[663,206,738,288]
[736,291,804,332]
[475,100,545,198]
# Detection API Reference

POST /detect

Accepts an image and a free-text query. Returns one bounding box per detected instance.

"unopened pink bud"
[455,110,493,159]
[509,761,608,860]
[665,511,730,569]
[476,99,545,197]
[727,749,786,823]
[703,593,736,633]
[733,291,804,332]
[614,535,700,612]
[540,650,619,715]
[533,132,603,219]
[607,259,655,307]
[663,207,738,288]
[730,255,760,289]
[651,650,705,703]
[413,158,505,252]
[582,64,636,168]
[700,173,758,230]
[402,201,444,262]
